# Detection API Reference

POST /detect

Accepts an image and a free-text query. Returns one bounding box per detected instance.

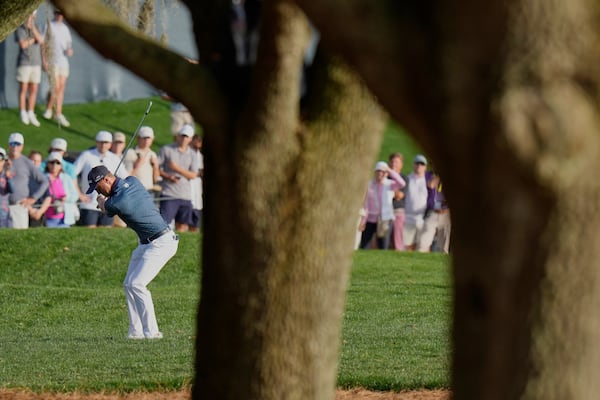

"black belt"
[141,227,171,244]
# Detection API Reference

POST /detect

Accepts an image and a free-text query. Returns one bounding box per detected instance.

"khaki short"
[48,64,70,78]
[16,65,42,84]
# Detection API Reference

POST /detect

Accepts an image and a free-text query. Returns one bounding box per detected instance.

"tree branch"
[0,0,43,41]
[51,0,228,131]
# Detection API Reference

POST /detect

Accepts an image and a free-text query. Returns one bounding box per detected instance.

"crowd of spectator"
[357,153,451,254]
[0,124,204,232]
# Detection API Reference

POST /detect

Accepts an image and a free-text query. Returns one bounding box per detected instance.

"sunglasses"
[9,142,22,147]
[48,161,62,165]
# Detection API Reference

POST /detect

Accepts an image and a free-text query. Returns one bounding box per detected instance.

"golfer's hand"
[97,195,106,212]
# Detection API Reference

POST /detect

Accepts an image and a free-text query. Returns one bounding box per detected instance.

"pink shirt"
[362,169,405,224]
[46,176,66,219]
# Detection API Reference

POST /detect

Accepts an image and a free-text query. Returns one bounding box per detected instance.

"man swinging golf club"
[87,164,179,339]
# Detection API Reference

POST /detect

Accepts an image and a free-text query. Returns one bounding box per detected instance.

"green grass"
[0,97,176,156]
[0,228,450,392]
[1,98,420,175]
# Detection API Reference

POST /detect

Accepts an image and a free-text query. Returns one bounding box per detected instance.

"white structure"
[0,2,197,109]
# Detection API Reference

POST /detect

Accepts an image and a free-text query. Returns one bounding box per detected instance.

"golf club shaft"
[114,101,153,176]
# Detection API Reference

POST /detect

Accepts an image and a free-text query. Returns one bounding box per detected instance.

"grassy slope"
[0,97,175,157]
[0,229,449,392]
[1,98,422,175]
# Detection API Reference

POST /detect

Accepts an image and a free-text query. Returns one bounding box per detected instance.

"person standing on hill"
[15,10,44,127]
[87,165,179,339]
[42,8,73,127]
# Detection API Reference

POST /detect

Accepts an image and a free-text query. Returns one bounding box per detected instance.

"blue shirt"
[104,176,168,243]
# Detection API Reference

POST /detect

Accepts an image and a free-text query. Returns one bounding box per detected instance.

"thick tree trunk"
[194,1,386,399]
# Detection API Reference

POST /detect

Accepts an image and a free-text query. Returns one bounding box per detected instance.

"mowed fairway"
[0,228,450,392]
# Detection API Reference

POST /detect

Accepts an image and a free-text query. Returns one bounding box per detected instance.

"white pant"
[124,231,179,337]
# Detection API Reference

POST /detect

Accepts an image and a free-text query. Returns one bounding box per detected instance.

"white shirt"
[404,173,428,224]
[44,20,72,68]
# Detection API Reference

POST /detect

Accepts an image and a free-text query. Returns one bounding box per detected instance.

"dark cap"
[86,165,109,194]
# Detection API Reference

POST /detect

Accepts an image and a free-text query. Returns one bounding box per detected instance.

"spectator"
[15,10,44,127]
[28,150,42,169]
[29,152,78,228]
[27,150,44,227]
[111,131,126,157]
[41,137,88,206]
[189,134,204,232]
[41,138,76,178]
[0,147,10,227]
[359,161,406,249]
[124,126,159,192]
[403,154,433,251]
[388,152,408,251]
[419,175,451,253]
[158,124,200,231]
[5,132,49,229]
[73,130,128,227]
[42,8,73,127]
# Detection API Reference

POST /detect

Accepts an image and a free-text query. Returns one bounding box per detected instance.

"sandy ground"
[0,389,451,400]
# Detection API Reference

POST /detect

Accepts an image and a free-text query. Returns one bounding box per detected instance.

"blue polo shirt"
[104,176,168,243]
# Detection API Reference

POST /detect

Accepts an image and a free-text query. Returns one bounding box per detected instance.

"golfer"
[87,165,179,339]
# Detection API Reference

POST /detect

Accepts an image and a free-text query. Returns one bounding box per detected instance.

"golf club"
[113,100,153,176]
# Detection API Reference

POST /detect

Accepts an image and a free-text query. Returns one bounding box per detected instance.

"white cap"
[374,161,389,171]
[138,126,154,138]
[8,132,24,145]
[178,124,194,137]
[47,151,63,163]
[413,154,428,165]
[95,130,113,142]
[50,138,68,152]
[0,147,6,159]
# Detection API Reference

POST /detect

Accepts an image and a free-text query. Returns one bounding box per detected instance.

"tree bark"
[194,1,386,397]
[298,0,600,399]
[0,0,43,41]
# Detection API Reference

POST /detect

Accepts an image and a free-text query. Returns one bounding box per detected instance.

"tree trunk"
[299,0,600,399]
[192,1,387,399]
[450,2,600,398]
